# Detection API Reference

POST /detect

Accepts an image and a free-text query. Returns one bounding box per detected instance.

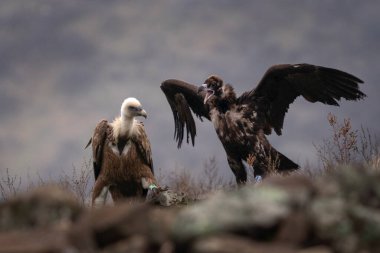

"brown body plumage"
[161,64,366,183]
[87,98,156,206]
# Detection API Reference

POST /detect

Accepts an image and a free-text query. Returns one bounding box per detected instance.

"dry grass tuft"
[156,157,235,200]
[0,159,93,205]
[314,112,379,174]
[0,168,22,200]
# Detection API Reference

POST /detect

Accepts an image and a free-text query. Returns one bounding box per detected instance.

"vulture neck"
[113,115,136,140]
[208,84,237,113]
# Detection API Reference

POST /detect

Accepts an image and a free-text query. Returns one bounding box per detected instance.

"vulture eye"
[129,106,138,111]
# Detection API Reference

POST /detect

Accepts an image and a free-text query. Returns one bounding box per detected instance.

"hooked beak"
[199,84,214,104]
[204,89,214,104]
[139,109,147,119]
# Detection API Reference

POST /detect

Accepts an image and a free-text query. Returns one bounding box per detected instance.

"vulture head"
[199,75,224,104]
[121,97,147,119]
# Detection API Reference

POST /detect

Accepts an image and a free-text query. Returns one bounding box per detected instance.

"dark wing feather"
[84,138,92,149]
[132,123,154,174]
[239,64,366,135]
[161,79,210,148]
[91,119,109,180]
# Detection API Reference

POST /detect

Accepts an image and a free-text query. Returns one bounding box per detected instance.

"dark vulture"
[86,98,158,206]
[161,64,366,184]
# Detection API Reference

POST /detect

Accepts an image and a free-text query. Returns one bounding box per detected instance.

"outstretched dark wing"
[161,79,210,148]
[132,123,154,174]
[238,64,366,135]
[91,119,109,180]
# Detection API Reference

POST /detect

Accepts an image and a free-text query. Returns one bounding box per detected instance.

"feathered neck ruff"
[110,116,139,141]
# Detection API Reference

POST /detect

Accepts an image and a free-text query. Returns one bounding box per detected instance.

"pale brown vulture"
[86,98,158,206]
[161,64,366,183]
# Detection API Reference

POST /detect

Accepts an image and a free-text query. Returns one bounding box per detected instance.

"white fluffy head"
[120,97,147,118]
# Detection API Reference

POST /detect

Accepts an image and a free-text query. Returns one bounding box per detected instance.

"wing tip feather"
[85,138,92,149]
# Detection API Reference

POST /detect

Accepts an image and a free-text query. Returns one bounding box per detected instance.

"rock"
[146,188,188,206]
[99,235,148,253]
[311,166,380,253]
[190,235,297,253]
[0,228,73,253]
[296,246,332,253]
[1,166,380,252]
[0,186,83,232]
[172,175,314,244]
[349,205,380,252]
[264,174,315,208]
[172,183,292,242]
[275,211,310,244]
[69,202,179,251]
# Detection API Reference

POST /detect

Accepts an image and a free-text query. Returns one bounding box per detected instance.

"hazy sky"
[1,0,379,182]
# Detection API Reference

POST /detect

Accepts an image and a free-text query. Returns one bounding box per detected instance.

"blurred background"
[0,0,379,182]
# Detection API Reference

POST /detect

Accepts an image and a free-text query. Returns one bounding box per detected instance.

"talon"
[254,175,262,183]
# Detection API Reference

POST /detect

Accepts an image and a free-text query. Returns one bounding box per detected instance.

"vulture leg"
[92,179,109,208]
[109,186,125,203]
[244,161,263,183]
[227,155,247,184]
[254,175,263,183]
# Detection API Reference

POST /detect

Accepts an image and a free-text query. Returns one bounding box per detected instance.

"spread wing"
[132,123,154,174]
[238,64,366,135]
[90,119,109,180]
[161,79,210,148]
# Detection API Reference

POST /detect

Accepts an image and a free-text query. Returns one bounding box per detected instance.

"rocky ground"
[1,166,380,253]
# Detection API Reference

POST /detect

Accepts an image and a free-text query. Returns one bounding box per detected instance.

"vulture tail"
[270,148,299,173]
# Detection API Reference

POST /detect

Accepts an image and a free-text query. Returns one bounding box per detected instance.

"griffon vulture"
[161,64,366,183]
[86,98,158,206]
